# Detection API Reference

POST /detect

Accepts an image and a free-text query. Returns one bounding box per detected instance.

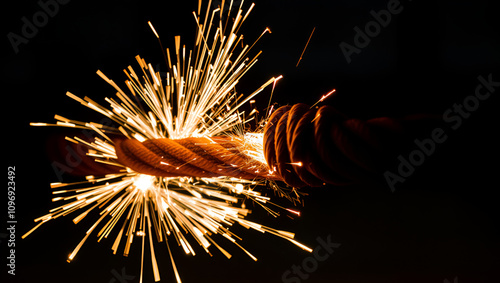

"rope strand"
[113,103,439,187]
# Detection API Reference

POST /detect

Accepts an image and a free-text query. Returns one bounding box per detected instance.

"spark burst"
[26,1,311,282]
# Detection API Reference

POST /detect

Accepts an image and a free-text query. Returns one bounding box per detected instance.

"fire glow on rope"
[26,1,311,282]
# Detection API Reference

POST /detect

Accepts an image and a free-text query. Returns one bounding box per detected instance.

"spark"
[296,27,316,67]
[267,104,275,119]
[148,21,159,38]
[26,1,310,283]
[311,112,321,124]
[267,74,283,117]
[310,88,336,109]
[287,209,301,217]
[320,88,336,102]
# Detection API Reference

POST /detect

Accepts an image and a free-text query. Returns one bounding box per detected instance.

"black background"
[2,0,499,282]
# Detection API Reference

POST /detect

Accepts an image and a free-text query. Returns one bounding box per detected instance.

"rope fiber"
[114,136,281,181]
[113,103,438,188]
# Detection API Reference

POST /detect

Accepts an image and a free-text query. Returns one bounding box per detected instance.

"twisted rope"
[114,103,438,187]
[114,136,281,181]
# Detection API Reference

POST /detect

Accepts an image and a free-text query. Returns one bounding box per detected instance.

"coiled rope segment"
[114,103,437,187]
[263,103,438,187]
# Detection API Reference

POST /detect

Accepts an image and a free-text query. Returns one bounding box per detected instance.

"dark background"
[2,0,499,282]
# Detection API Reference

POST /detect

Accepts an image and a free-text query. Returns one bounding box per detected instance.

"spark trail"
[26,1,311,282]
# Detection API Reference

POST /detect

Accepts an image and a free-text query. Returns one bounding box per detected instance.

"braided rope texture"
[115,136,280,181]
[114,103,438,188]
[263,103,438,187]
